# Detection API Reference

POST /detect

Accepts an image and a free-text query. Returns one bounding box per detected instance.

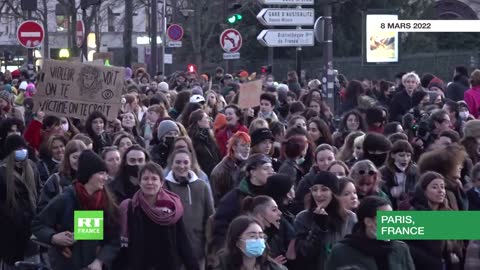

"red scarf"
[131,188,183,225]
[73,181,107,210]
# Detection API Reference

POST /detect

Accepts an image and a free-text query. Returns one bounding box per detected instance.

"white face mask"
[235,151,249,161]
[61,123,69,132]
[459,111,469,120]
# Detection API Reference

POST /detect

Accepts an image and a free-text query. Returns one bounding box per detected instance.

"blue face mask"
[15,149,28,162]
[244,239,266,258]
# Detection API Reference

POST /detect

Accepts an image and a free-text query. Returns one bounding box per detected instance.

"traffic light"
[227,13,243,24]
[187,64,196,73]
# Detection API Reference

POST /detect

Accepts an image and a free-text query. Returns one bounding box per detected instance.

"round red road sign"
[219,28,242,53]
[17,20,44,49]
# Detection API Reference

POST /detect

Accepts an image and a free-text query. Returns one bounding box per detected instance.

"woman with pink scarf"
[118,162,199,270]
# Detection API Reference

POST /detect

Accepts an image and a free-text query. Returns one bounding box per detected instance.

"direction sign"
[257,8,314,26]
[258,0,314,5]
[257,29,314,47]
[76,20,85,48]
[167,24,184,41]
[17,20,44,49]
[220,28,243,53]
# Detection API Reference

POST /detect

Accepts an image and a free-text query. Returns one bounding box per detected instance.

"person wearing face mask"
[0,117,25,160]
[59,117,79,140]
[379,140,418,210]
[164,149,214,270]
[188,109,221,177]
[241,195,296,267]
[361,132,392,168]
[326,196,415,270]
[406,172,462,270]
[210,131,251,205]
[294,171,357,270]
[213,215,287,270]
[458,101,475,121]
[109,145,150,204]
[0,135,40,268]
[32,150,120,270]
[37,140,87,213]
[150,119,179,168]
[211,154,274,260]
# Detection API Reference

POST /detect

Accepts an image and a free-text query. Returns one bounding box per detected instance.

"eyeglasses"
[358,170,376,176]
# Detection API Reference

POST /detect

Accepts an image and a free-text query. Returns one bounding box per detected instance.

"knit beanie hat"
[464,120,480,139]
[250,128,274,147]
[245,154,271,172]
[191,85,203,96]
[264,174,294,202]
[158,82,169,92]
[0,90,11,103]
[77,150,108,184]
[363,132,392,153]
[4,134,28,156]
[427,77,445,92]
[310,171,339,194]
[157,120,179,141]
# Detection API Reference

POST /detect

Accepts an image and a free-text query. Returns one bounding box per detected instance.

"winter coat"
[465,86,480,119]
[37,157,60,186]
[467,187,480,210]
[31,186,120,270]
[406,187,463,270]
[117,199,199,270]
[465,240,480,270]
[294,209,356,270]
[90,132,112,154]
[447,76,469,102]
[278,158,304,188]
[293,167,319,215]
[389,89,415,122]
[213,253,287,270]
[164,171,214,260]
[37,172,73,213]
[108,174,139,205]
[210,156,242,205]
[215,123,248,157]
[191,130,221,177]
[0,160,40,264]
[326,236,415,270]
[379,164,418,210]
[150,142,171,169]
[211,178,265,253]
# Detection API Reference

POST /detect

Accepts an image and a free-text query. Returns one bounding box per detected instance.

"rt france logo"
[74,211,104,240]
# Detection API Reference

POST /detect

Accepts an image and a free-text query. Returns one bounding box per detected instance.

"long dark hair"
[188,109,216,142]
[338,110,367,133]
[353,196,390,233]
[222,215,270,269]
[304,185,348,232]
[308,117,333,146]
[85,111,107,137]
[180,102,202,129]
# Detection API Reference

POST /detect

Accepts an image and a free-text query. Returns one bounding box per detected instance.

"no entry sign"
[219,28,242,53]
[17,20,44,49]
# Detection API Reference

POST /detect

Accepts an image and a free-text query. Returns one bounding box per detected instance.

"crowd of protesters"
[1,64,480,270]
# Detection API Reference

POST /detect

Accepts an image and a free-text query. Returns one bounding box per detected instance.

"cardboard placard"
[34,59,125,120]
[238,80,263,109]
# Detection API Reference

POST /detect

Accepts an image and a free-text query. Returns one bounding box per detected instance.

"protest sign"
[34,59,125,120]
[238,80,263,109]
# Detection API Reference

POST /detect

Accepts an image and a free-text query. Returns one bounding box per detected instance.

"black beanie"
[4,134,28,156]
[77,150,108,184]
[250,128,274,147]
[363,132,392,153]
[264,174,293,201]
[310,171,339,194]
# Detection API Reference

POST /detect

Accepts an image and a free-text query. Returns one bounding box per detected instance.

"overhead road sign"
[258,0,314,5]
[257,29,314,47]
[257,8,314,26]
